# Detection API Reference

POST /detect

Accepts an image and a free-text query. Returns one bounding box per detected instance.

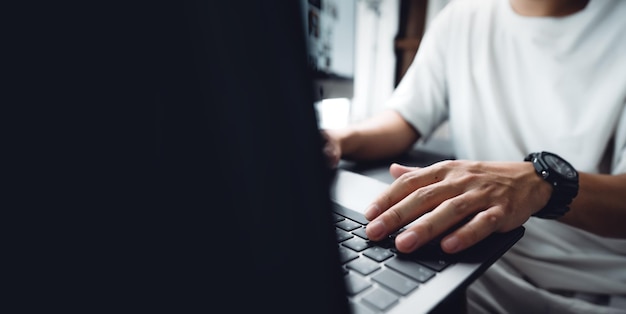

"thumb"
[389,163,421,179]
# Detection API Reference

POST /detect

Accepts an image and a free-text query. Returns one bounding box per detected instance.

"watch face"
[544,154,577,179]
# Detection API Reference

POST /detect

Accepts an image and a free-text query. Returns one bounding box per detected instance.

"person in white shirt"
[322,0,626,312]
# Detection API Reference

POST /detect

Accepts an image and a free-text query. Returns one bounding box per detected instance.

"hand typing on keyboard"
[363,161,550,254]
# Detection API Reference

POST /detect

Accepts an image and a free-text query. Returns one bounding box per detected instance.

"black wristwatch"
[524,151,579,219]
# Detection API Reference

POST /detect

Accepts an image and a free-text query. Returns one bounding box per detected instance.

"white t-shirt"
[386,0,626,311]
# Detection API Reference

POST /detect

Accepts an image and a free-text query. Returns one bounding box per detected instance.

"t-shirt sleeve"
[385,3,453,139]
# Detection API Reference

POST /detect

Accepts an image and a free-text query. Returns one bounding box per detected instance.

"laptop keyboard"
[333,202,457,313]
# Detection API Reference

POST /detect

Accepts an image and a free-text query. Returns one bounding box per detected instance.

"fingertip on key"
[442,236,460,253]
[364,204,380,220]
[366,220,386,240]
[396,230,419,252]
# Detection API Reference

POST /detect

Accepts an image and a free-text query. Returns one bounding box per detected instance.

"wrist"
[521,162,553,216]
[326,128,356,157]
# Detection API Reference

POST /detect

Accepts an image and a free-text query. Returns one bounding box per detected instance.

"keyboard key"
[336,228,354,242]
[342,237,370,252]
[338,246,359,264]
[336,219,362,231]
[347,257,380,276]
[371,269,419,296]
[362,247,394,262]
[372,238,395,249]
[387,228,406,241]
[361,287,399,312]
[344,273,372,296]
[413,256,451,272]
[332,213,345,223]
[352,227,369,240]
[333,203,370,225]
[393,245,454,272]
[385,257,436,283]
[350,301,378,314]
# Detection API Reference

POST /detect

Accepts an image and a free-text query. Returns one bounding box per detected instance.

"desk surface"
[338,146,454,184]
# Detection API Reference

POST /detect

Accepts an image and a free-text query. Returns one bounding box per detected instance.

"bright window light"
[315,98,351,130]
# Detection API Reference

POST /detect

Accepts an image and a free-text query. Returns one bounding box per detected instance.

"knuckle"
[478,209,503,227]
[498,195,513,209]
[457,173,480,186]
[446,197,469,217]
[414,186,436,202]
[463,173,478,183]
[396,171,422,188]
[432,160,452,174]
[474,180,498,195]
[434,160,456,175]
[440,159,459,168]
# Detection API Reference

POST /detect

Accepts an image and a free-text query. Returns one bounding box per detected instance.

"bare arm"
[324,110,420,163]
[560,172,626,238]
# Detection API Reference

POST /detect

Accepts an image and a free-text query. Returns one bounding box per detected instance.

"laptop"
[331,169,524,313]
[151,2,523,313]
[26,1,523,312]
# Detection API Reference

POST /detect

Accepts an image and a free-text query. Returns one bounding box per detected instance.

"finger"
[440,206,504,254]
[394,191,487,253]
[364,166,442,221]
[389,163,420,179]
[365,180,459,241]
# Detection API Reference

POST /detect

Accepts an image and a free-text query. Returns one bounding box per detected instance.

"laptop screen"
[156,1,351,313]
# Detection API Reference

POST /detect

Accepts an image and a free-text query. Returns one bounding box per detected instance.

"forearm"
[559,172,626,238]
[329,110,420,161]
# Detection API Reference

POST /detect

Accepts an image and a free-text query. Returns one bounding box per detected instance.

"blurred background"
[303,0,454,155]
